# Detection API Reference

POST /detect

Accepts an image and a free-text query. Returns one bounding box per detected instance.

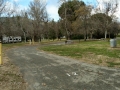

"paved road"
[6,45,120,90]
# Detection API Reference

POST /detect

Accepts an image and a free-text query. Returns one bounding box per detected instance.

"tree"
[0,0,6,16]
[48,20,56,40]
[20,12,29,43]
[16,12,28,43]
[0,0,6,39]
[95,0,118,39]
[91,13,112,39]
[58,0,85,21]
[74,5,92,41]
[0,0,19,41]
[58,0,85,40]
[56,20,64,40]
[28,0,47,44]
[107,22,120,38]
[43,20,49,39]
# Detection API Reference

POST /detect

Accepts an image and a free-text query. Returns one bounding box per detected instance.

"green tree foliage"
[91,13,112,25]
[73,5,92,41]
[56,20,64,40]
[107,22,120,38]
[58,0,119,40]
[91,13,112,38]
[48,20,56,40]
[58,0,85,39]
[58,0,85,22]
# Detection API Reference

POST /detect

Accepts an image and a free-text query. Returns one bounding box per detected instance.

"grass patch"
[3,42,26,48]
[39,40,120,67]
[38,39,65,45]
[40,40,120,58]
[98,59,102,63]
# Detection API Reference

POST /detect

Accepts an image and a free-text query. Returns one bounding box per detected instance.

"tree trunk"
[24,32,26,43]
[84,30,87,41]
[84,33,86,41]
[39,37,41,43]
[90,33,93,39]
[32,36,34,44]
[105,30,107,39]
[29,39,32,45]
[84,16,87,41]
[65,27,69,40]
[64,1,69,40]
[39,39,40,43]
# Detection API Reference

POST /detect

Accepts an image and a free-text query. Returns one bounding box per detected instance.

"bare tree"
[28,0,47,44]
[0,0,19,40]
[15,11,31,43]
[0,0,6,16]
[95,0,118,39]
[0,0,6,39]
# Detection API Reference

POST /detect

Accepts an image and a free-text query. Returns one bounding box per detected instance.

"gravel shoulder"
[6,45,120,90]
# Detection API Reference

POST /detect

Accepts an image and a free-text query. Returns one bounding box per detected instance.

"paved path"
[6,45,120,90]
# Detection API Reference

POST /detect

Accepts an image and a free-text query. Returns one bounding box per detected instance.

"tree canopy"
[0,0,120,42]
[58,0,85,22]
[91,13,112,24]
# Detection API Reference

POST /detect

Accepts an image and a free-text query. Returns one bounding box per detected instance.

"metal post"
[0,41,2,65]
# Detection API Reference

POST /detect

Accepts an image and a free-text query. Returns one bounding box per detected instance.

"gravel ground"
[6,45,120,90]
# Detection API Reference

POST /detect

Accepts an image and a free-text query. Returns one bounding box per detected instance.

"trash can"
[110,39,117,48]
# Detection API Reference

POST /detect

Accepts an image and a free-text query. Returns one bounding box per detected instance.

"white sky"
[5,0,120,21]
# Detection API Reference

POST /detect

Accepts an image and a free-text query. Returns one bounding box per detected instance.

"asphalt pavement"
[6,45,120,90]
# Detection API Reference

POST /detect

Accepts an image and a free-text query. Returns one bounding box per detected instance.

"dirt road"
[6,45,120,90]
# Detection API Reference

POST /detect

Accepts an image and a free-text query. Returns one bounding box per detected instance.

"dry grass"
[81,53,120,68]
[0,43,27,90]
[0,56,27,90]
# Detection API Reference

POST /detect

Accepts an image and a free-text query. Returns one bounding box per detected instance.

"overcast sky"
[7,0,120,21]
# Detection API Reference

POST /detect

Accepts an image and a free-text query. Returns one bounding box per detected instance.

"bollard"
[0,41,2,65]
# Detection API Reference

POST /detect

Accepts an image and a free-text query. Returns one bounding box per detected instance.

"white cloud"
[2,1,27,16]
[16,5,28,13]
[114,1,120,21]
[46,5,59,21]
[13,0,19,2]
[2,0,60,20]
[5,1,15,12]
[92,0,120,21]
